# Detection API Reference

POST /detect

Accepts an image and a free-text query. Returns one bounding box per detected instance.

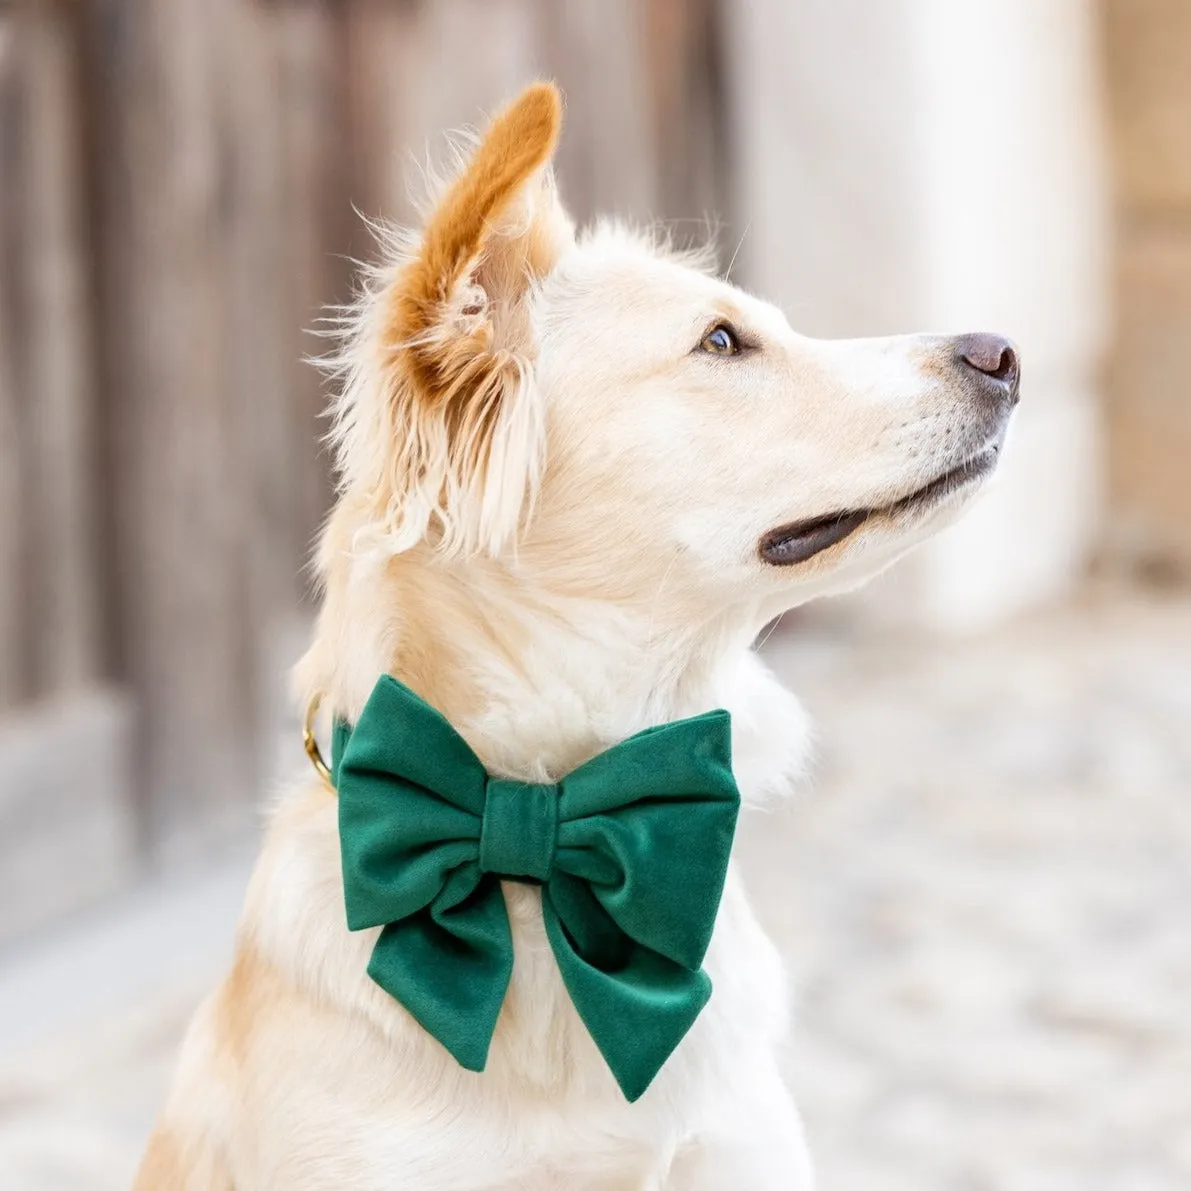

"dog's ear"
[334,82,572,557]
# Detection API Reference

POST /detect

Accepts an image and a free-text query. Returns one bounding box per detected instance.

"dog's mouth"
[759,444,1001,567]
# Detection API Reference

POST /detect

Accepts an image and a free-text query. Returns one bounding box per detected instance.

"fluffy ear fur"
[329,82,572,557]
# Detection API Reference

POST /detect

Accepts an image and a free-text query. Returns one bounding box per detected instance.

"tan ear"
[391,82,563,384]
[331,82,571,558]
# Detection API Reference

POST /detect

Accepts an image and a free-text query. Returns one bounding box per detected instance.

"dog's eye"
[700,324,741,356]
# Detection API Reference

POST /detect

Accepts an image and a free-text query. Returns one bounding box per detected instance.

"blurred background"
[1,1,1189,1188]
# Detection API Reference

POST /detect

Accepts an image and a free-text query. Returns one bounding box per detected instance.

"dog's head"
[309,83,1018,707]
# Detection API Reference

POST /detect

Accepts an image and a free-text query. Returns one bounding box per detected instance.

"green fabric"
[333,674,740,1102]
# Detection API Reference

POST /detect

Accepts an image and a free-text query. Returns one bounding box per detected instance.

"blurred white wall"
[726,0,1111,630]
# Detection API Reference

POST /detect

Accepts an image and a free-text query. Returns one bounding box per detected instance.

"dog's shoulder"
[237,783,379,1015]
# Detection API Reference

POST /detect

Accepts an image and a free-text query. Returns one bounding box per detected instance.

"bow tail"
[365,871,513,1073]
[542,881,712,1102]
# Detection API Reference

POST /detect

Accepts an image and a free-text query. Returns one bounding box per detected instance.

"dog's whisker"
[725,221,751,283]
[755,611,787,654]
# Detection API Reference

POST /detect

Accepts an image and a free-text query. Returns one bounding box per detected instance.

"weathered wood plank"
[0,14,27,710]
[344,0,541,226]
[0,7,103,710]
[75,0,356,842]
[644,0,725,235]
[213,0,344,775]
[538,0,659,224]
[83,0,255,838]
[18,5,102,696]
[273,1,345,567]
[216,0,302,674]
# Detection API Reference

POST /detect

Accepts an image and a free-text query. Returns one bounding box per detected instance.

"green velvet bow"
[332,675,740,1102]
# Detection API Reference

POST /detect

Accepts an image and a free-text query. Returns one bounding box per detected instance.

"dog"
[134,82,1019,1190]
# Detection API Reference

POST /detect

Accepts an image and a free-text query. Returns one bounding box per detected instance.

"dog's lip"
[759,444,1001,567]
[758,509,871,567]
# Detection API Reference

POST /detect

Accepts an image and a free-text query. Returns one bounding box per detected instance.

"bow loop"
[334,676,740,1101]
[479,779,559,882]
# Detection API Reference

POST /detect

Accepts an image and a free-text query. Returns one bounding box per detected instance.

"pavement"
[1,585,1188,1190]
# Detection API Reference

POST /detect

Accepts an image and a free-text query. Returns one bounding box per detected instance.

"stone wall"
[1103,0,1191,564]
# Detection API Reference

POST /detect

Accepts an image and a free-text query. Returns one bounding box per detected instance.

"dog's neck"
[299,531,806,798]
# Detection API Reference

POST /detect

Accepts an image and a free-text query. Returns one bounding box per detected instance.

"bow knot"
[479,779,558,882]
[334,675,740,1101]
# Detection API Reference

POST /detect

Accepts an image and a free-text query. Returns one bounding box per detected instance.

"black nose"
[954,333,1021,405]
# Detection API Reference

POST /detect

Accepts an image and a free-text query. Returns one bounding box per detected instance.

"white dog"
[135,83,1019,1190]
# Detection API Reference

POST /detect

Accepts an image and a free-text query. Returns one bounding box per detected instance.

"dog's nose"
[953,332,1021,406]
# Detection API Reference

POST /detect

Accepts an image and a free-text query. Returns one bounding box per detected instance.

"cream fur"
[135,82,1013,1190]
